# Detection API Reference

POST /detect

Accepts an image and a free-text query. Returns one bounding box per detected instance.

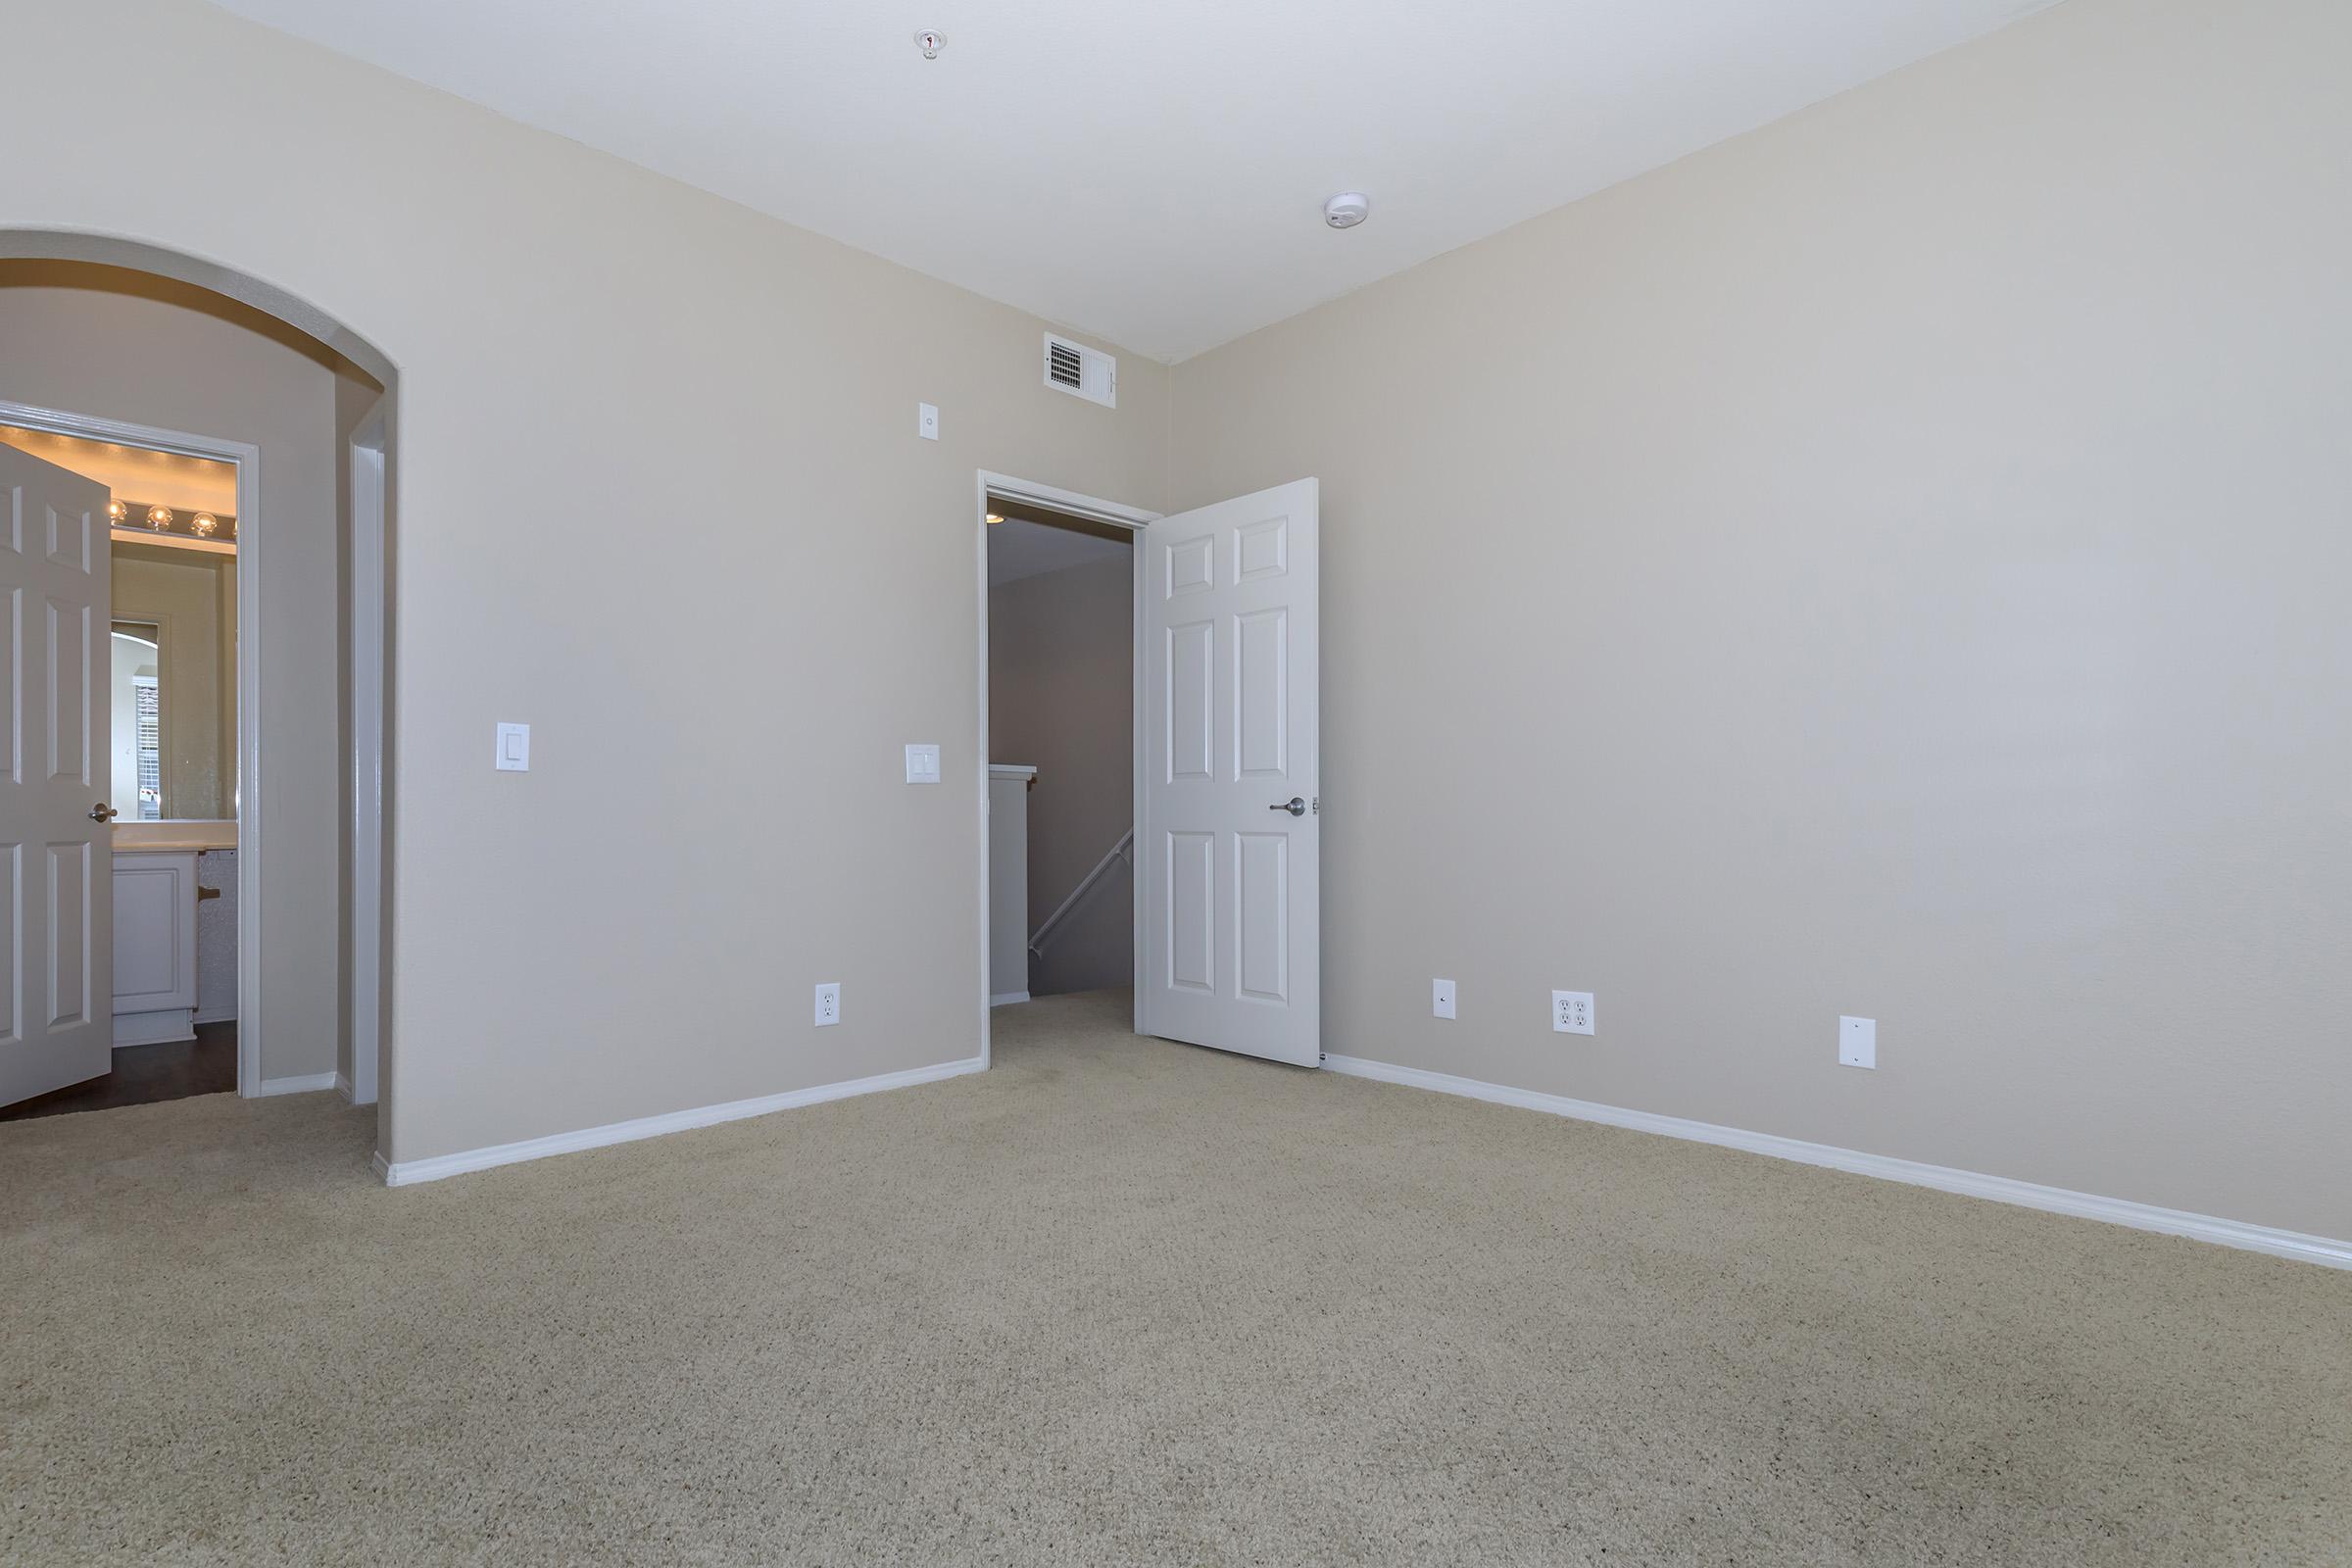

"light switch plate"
[1432,978,1455,1020]
[917,402,939,441]
[905,744,941,784]
[1839,1015,1877,1069]
[495,721,529,771]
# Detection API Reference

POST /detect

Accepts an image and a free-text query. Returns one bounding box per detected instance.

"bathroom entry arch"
[0,228,398,1148]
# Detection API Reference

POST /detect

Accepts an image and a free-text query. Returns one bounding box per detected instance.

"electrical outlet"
[1552,990,1593,1035]
[1839,1015,1876,1069]
[814,982,841,1027]
[1432,978,1455,1020]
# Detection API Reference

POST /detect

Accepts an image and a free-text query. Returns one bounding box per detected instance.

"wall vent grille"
[1043,333,1115,408]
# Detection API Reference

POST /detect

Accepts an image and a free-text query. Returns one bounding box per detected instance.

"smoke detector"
[1323,192,1371,229]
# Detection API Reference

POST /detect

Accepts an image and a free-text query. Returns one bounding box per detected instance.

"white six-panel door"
[0,445,114,1109]
[1139,479,1319,1066]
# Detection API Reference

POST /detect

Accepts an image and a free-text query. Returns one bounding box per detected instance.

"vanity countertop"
[113,822,238,853]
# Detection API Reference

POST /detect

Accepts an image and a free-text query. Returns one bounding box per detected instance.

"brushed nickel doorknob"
[1270,797,1306,816]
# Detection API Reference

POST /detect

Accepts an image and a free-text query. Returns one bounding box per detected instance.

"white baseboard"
[379,1055,989,1188]
[334,1070,354,1102]
[990,991,1031,1007]
[252,1071,339,1098]
[1322,1054,2352,1271]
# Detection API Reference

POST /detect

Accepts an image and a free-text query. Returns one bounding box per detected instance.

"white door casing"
[0,444,114,1108]
[1139,478,1319,1067]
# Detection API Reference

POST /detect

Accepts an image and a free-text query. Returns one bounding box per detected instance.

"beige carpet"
[3,990,2346,1566]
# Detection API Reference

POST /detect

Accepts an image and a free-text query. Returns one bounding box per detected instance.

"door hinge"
[1312,797,1320,815]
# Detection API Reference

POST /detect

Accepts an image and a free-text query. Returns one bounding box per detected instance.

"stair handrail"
[1028,828,1136,958]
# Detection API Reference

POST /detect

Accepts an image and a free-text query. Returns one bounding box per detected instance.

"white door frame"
[973,470,1157,1068]
[347,400,388,1105]
[0,397,390,1101]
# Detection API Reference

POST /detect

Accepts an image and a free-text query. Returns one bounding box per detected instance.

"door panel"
[48,841,91,1029]
[0,844,17,1047]
[1234,831,1288,1004]
[48,595,90,783]
[0,445,112,1107]
[1140,478,1319,1067]
[1235,608,1287,777]
[1167,619,1213,780]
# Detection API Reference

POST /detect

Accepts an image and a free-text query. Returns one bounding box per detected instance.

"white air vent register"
[1043,332,1115,408]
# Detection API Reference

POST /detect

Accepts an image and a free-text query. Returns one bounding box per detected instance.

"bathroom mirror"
[109,538,237,822]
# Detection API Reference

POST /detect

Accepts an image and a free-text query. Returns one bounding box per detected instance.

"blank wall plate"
[814,982,841,1027]
[1839,1015,1877,1069]
[1432,978,1455,1020]
[1552,990,1593,1035]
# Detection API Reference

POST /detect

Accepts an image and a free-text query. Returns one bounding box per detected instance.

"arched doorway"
[0,230,397,1157]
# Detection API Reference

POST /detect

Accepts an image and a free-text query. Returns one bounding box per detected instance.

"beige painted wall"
[0,265,355,1081]
[1168,0,2352,1239]
[2,0,1168,1162]
[989,556,1135,997]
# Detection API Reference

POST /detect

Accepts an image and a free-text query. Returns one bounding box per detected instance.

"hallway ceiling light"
[147,506,174,530]
[986,512,1004,525]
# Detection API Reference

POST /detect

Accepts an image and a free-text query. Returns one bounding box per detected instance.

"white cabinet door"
[1139,479,1319,1067]
[114,851,198,1041]
[0,444,114,1107]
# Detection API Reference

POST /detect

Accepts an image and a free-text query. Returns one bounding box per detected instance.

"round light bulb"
[147,506,174,530]
[108,500,128,525]
[191,513,219,537]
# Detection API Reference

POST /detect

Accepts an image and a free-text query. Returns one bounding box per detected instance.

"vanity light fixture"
[191,513,219,537]
[985,512,1004,525]
[147,505,174,530]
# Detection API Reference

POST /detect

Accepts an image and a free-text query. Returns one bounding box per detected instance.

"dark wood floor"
[0,1021,238,1122]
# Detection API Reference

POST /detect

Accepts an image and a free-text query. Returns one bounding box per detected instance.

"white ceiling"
[210,0,2058,362]
[988,518,1129,588]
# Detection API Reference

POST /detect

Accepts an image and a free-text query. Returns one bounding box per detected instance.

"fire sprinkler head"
[914,30,944,60]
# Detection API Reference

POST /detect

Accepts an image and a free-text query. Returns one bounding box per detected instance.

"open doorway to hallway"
[985,497,1139,1011]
